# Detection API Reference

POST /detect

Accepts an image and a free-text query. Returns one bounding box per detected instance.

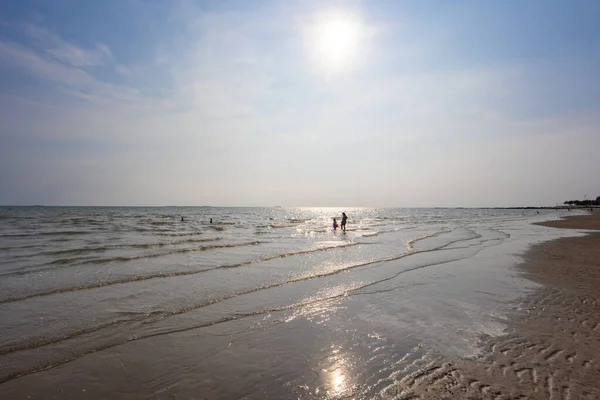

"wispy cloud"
[0,39,138,102]
[25,24,112,67]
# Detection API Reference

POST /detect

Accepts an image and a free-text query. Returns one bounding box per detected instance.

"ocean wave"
[60,218,104,225]
[0,229,488,307]
[0,230,91,238]
[268,223,297,229]
[0,233,496,376]
[129,237,221,248]
[406,229,450,250]
[76,241,261,265]
[150,221,172,226]
[0,242,358,304]
[0,228,507,380]
[361,231,381,237]
[42,247,109,256]
[8,238,223,259]
[156,232,201,237]
[0,244,44,251]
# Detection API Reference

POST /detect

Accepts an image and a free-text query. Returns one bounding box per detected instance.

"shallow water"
[0,206,584,399]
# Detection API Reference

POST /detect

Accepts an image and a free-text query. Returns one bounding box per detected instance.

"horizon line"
[0,204,582,209]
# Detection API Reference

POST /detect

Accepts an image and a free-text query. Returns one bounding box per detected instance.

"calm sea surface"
[0,206,583,399]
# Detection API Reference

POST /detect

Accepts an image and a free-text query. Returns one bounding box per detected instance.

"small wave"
[0,234,502,373]
[9,238,223,259]
[361,231,380,237]
[208,226,226,231]
[53,238,222,254]
[78,241,261,265]
[61,218,102,225]
[157,232,201,237]
[0,244,43,251]
[42,247,109,256]
[0,230,91,238]
[50,256,89,265]
[150,221,172,226]
[406,229,450,250]
[42,230,90,236]
[268,223,297,229]
[260,242,358,262]
[0,242,357,304]
[130,237,221,248]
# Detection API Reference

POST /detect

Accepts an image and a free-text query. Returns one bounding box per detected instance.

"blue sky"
[1,0,598,206]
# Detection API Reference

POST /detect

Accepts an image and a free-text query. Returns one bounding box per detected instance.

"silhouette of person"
[210,218,213,224]
[181,217,184,221]
[341,212,347,231]
[333,218,338,231]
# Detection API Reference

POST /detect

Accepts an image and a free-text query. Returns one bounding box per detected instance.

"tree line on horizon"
[563,196,600,206]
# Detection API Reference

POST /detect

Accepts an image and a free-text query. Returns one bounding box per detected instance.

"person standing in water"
[341,212,347,231]
[333,218,338,231]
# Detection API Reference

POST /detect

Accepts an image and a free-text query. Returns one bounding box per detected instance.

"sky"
[0,0,598,207]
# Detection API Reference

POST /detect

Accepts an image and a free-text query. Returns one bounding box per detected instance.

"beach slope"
[383,212,600,399]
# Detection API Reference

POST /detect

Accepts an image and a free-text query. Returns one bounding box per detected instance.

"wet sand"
[382,211,600,399]
[534,209,600,230]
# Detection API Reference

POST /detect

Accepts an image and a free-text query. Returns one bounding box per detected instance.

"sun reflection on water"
[331,368,346,394]
[321,344,354,398]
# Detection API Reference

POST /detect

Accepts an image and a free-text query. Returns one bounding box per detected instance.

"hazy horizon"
[1,1,598,207]
[0,204,585,208]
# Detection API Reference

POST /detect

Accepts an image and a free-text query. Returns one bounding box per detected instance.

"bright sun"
[306,10,365,73]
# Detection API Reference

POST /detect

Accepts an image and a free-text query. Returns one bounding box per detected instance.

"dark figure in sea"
[341,212,347,231]
[333,218,338,231]
[181,217,184,221]
[210,218,213,224]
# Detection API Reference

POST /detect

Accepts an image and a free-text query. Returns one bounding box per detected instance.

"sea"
[0,206,585,399]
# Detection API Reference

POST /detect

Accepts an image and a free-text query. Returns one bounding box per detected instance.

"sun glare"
[305,10,365,73]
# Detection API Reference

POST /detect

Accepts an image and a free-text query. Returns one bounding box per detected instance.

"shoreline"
[383,211,600,399]
[534,209,600,230]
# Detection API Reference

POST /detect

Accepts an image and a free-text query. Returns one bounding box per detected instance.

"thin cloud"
[25,24,112,67]
[0,38,138,103]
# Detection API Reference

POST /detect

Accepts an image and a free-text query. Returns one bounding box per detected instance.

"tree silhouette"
[563,196,599,206]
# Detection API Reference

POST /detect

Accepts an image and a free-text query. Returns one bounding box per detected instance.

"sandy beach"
[383,211,600,399]
[534,210,600,230]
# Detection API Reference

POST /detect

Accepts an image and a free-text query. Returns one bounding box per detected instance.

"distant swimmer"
[181,217,184,221]
[333,218,338,231]
[341,212,347,231]
[210,218,213,224]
